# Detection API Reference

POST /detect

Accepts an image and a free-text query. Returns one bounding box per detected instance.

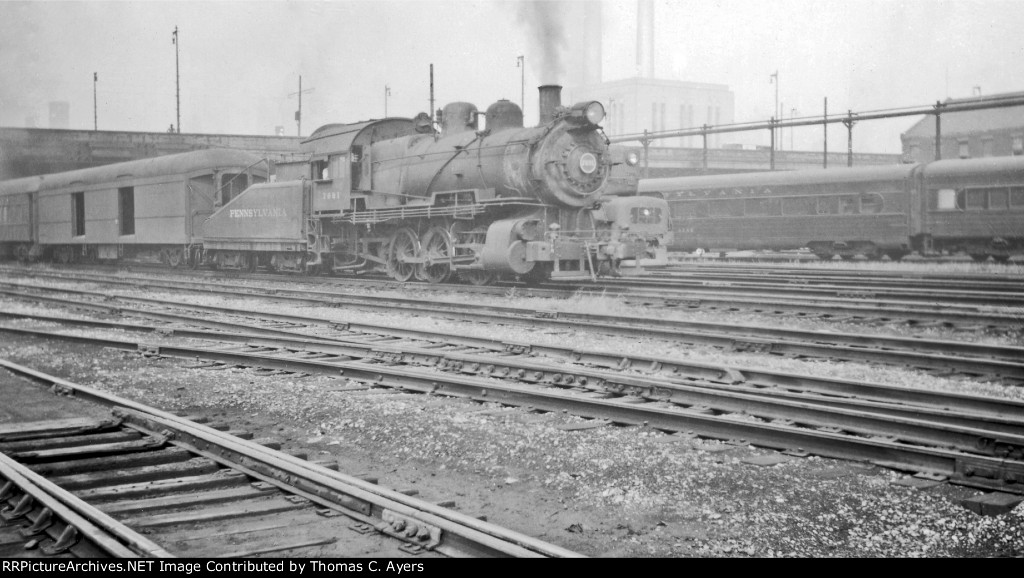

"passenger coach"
[640,165,919,260]
[27,149,266,266]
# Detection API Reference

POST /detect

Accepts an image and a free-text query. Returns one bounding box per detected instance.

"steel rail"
[3,289,1024,419]
[0,449,173,557]
[1,331,1022,495]
[5,265,1020,330]
[2,279,1022,382]
[555,276,1024,308]
[3,311,1024,439]
[0,358,583,558]
[647,265,1024,291]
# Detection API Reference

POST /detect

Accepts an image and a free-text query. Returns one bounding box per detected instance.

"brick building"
[901,91,1024,163]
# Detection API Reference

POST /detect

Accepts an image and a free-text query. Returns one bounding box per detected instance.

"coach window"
[840,195,859,214]
[958,140,970,159]
[1013,136,1024,156]
[860,193,884,214]
[744,198,765,215]
[989,188,1009,210]
[693,201,710,218]
[72,192,85,237]
[710,199,744,217]
[934,189,960,211]
[118,186,135,235]
[1010,186,1024,208]
[965,188,987,210]
[785,196,817,215]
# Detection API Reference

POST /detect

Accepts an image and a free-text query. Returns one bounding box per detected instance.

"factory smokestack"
[636,0,654,78]
[582,2,602,86]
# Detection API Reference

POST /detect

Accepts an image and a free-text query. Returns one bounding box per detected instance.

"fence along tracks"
[1,301,1022,498]
[0,360,583,558]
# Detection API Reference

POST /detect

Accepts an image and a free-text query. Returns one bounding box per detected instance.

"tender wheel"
[419,226,454,284]
[969,254,989,263]
[189,247,202,270]
[14,244,32,263]
[166,248,184,268]
[387,228,419,282]
[54,246,73,264]
[992,255,1010,264]
[457,270,496,286]
[884,250,908,262]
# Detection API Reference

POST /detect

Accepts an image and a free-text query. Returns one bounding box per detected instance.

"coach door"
[908,165,925,237]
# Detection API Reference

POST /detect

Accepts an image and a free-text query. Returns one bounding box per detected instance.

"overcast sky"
[2,0,1023,152]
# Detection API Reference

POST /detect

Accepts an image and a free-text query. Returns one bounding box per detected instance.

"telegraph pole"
[93,72,98,131]
[385,84,391,117]
[289,76,314,137]
[517,55,525,118]
[429,64,434,127]
[172,26,180,133]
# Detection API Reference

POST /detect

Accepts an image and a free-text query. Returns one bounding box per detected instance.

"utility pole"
[385,84,391,117]
[429,64,434,128]
[289,76,314,137]
[791,108,797,150]
[823,97,828,168]
[517,56,525,119]
[769,71,778,153]
[93,72,98,131]
[172,26,180,133]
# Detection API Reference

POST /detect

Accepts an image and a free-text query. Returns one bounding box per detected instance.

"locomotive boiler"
[202,86,670,283]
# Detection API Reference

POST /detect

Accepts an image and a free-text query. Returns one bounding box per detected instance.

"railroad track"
[654,261,1024,292]
[2,305,1023,498]
[2,273,1023,385]
[3,264,1021,331]
[0,360,582,559]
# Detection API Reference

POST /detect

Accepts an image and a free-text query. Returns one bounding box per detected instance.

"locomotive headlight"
[626,152,639,166]
[568,101,606,126]
[584,102,605,125]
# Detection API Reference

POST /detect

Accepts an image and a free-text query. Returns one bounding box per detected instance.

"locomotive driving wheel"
[418,226,454,284]
[386,227,420,282]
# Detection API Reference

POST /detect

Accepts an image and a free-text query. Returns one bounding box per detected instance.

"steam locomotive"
[202,85,669,283]
[0,86,670,283]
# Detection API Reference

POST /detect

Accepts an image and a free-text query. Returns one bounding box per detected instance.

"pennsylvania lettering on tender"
[229,208,288,218]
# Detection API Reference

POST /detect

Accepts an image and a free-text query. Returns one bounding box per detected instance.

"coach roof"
[38,149,265,190]
[0,175,43,196]
[638,164,919,193]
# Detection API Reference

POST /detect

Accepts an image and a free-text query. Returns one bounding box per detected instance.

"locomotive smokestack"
[538,85,562,125]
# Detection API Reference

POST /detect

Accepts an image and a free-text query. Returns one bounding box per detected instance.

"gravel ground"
[0,277,1023,558]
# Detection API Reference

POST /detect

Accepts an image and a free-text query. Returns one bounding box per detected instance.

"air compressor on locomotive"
[201,85,670,283]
